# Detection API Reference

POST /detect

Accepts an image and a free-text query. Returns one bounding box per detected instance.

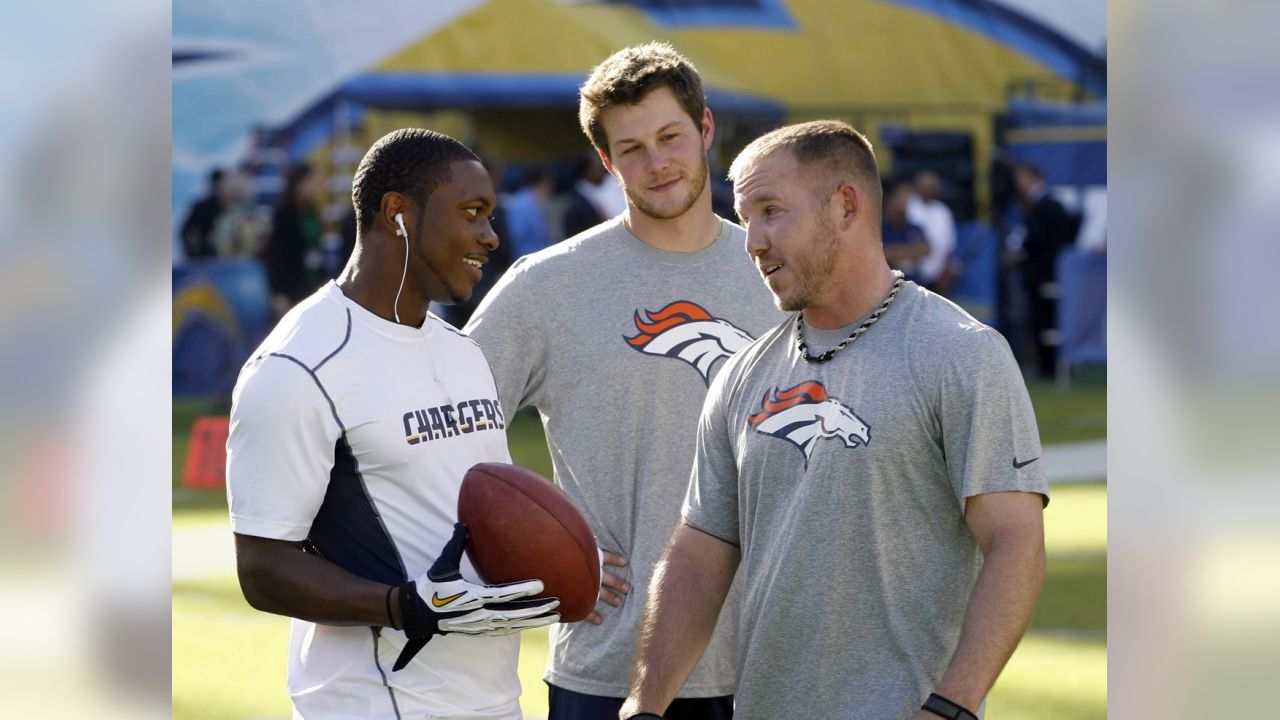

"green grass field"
[173,379,1105,719]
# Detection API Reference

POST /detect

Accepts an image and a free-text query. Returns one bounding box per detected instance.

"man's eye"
[765,206,781,216]
[464,208,480,218]
[621,146,638,155]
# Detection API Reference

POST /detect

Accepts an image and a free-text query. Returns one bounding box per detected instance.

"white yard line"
[1044,440,1107,484]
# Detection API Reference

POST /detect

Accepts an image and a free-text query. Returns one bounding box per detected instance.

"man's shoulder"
[896,285,1012,363]
[492,220,624,286]
[428,311,485,353]
[247,286,351,368]
[545,218,625,258]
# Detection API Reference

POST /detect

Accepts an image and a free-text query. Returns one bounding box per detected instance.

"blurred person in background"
[209,170,269,259]
[907,169,957,294]
[502,164,555,258]
[1012,162,1077,379]
[465,42,784,720]
[226,128,559,720]
[583,153,628,219]
[881,176,930,280]
[180,167,225,260]
[262,163,323,317]
[562,151,612,238]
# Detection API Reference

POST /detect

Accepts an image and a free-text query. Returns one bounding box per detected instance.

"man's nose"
[479,218,499,250]
[745,223,769,258]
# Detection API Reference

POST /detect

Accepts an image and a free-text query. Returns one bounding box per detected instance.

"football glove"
[393,522,559,671]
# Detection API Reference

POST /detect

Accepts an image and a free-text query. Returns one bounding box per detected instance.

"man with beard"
[464,43,782,720]
[622,121,1048,720]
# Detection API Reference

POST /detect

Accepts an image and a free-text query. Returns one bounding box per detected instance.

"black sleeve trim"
[313,308,353,373]
[269,352,345,433]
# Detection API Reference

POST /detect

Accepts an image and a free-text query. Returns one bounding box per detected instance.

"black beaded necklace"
[796,270,906,364]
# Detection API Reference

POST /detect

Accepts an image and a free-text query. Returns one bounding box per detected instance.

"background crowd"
[179,146,1090,379]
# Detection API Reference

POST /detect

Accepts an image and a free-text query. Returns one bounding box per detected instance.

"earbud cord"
[393,217,409,324]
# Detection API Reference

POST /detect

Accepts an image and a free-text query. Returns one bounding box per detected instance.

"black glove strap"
[397,582,437,638]
[392,581,444,672]
[922,693,978,720]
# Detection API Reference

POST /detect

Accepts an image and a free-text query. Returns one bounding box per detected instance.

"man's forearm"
[235,534,397,627]
[933,528,1046,709]
[622,524,739,717]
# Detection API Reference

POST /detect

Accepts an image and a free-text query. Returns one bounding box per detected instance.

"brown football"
[457,462,600,622]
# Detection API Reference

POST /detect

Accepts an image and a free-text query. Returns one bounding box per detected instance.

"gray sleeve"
[936,328,1050,509]
[681,365,742,545]
[462,256,547,413]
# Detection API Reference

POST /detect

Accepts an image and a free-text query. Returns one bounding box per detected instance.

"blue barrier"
[949,221,999,324]
[173,259,273,397]
[1056,247,1106,366]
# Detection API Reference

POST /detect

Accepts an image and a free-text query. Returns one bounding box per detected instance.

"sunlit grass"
[174,388,1105,719]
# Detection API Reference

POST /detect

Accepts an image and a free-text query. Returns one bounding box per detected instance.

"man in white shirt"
[906,169,957,292]
[226,128,560,719]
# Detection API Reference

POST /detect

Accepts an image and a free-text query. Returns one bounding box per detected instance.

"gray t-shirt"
[684,283,1049,719]
[464,217,784,697]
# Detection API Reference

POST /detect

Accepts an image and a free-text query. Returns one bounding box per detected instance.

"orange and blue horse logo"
[625,301,755,384]
[748,381,870,465]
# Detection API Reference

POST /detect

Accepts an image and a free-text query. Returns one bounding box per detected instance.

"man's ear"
[380,191,410,233]
[701,108,716,150]
[836,182,860,231]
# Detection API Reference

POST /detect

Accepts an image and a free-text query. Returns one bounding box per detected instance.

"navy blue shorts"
[547,683,734,720]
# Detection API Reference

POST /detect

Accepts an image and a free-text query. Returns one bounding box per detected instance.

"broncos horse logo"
[625,301,755,384]
[748,381,870,465]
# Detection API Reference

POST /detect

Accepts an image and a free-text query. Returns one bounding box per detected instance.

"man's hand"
[393,523,560,671]
[588,549,630,625]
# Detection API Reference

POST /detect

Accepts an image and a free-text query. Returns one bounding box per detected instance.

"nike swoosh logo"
[1012,457,1040,469]
[431,591,465,608]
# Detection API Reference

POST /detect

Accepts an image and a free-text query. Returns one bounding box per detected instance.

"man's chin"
[432,284,474,306]
[632,180,705,220]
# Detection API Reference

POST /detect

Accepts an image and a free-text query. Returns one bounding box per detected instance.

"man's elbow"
[234,542,290,613]
[236,560,275,612]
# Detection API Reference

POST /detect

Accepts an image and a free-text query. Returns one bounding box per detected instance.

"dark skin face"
[402,159,499,306]
[338,159,499,326]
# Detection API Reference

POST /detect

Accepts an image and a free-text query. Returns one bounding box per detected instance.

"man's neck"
[622,193,720,253]
[336,243,428,327]
[803,259,897,330]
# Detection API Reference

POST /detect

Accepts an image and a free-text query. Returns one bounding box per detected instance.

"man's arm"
[236,525,558,673]
[620,523,740,718]
[915,491,1046,717]
[235,533,400,627]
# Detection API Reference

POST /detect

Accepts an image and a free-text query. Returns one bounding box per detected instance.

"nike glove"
[393,522,559,671]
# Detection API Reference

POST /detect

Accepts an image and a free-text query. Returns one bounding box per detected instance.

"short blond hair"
[729,120,882,220]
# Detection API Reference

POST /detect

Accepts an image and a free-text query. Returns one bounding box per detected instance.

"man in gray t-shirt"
[623,122,1049,720]
[464,44,782,719]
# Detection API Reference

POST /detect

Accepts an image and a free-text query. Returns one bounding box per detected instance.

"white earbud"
[393,212,409,324]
